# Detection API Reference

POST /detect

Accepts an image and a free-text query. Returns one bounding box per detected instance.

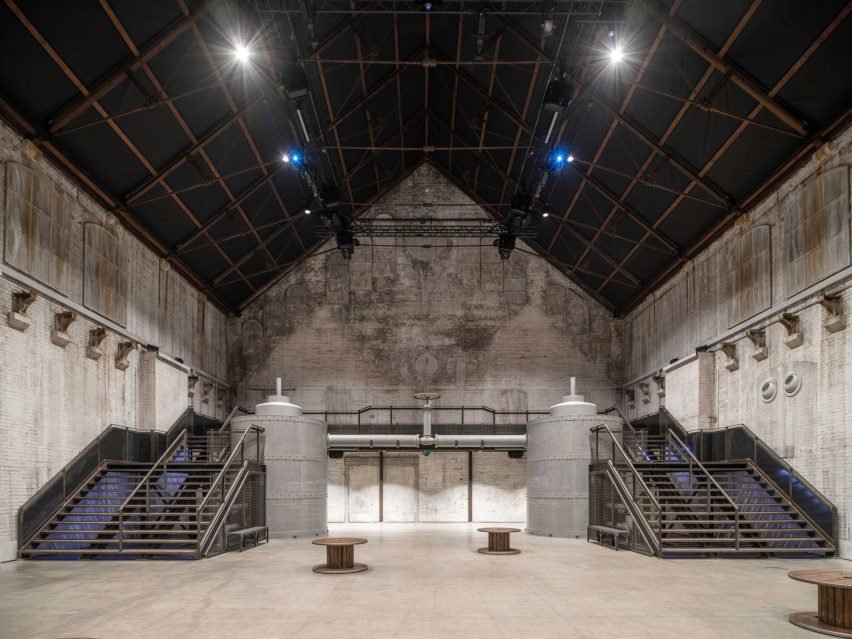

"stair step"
[21,548,198,556]
[34,537,197,545]
[661,547,832,555]
[661,537,826,544]
[662,527,816,533]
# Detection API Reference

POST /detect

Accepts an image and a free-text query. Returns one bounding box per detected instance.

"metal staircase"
[19,408,266,560]
[590,410,836,558]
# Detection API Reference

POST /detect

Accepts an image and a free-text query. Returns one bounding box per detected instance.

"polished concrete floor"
[0,523,848,639]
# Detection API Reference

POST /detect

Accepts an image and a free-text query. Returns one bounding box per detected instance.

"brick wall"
[622,123,852,558]
[0,120,229,560]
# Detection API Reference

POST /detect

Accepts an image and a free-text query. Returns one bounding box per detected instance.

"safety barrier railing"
[666,430,741,550]
[196,424,264,549]
[116,430,189,551]
[17,425,165,550]
[591,424,662,554]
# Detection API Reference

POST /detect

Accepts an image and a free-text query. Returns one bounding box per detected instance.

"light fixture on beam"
[609,46,624,64]
[233,43,251,64]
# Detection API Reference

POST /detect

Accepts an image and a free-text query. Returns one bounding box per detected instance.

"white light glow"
[234,44,251,64]
[567,154,575,162]
[304,209,311,215]
[609,46,624,63]
[282,154,290,163]
[543,211,549,217]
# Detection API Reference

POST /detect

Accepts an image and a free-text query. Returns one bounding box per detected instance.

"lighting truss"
[315,217,538,239]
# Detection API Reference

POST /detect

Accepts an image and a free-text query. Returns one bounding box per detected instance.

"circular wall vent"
[760,380,777,403]
[783,373,802,397]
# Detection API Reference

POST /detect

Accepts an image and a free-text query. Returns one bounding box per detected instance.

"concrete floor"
[0,523,848,639]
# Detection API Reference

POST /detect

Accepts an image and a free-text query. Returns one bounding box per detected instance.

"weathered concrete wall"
[328,451,525,523]
[0,120,229,561]
[231,163,622,413]
[623,124,852,558]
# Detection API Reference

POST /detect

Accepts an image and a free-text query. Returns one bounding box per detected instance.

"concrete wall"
[0,120,230,560]
[622,124,852,558]
[231,163,622,412]
[328,451,526,523]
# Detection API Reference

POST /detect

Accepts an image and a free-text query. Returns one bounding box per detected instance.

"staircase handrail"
[591,424,663,551]
[667,430,741,551]
[196,424,264,517]
[117,430,188,551]
[197,460,252,557]
[713,423,836,545]
[601,406,636,433]
[591,425,661,511]
[600,459,661,555]
[218,405,250,433]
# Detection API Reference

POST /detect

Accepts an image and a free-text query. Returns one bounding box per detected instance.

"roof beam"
[123,97,260,204]
[46,1,208,133]
[640,0,809,136]
[566,162,679,253]
[575,82,733,206]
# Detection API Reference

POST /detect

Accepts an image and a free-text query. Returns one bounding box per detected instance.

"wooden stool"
[312,537,368,574]
[477,527,521,555]
[788,570,852,637]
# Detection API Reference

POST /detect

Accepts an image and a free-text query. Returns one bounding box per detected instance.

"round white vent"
[760,380,777,403]
[783,373,802,397]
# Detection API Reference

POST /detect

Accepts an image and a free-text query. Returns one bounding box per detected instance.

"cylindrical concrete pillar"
[233,380,328,538]
[526,378,621,538]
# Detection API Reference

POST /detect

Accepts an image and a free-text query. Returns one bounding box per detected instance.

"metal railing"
[667,430,741,551]
[116,430,189,551]
[196,424,264,551]
[591,424,662,554]
[688,423,837,546]
[303,405,548,430]
[17,425,165,550]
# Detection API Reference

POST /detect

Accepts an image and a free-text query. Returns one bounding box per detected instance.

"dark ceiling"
[0,0,849,315]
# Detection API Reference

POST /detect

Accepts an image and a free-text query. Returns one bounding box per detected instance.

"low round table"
[312,537,368,574]
[477,527,521,555]
[788,570,852,637]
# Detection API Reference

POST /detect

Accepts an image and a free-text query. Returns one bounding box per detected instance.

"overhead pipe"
[434,434,527,450]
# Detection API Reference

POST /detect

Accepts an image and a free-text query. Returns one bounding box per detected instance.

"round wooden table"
[788,570,852,637]
[477,527,521,555]
[312,537,368,574]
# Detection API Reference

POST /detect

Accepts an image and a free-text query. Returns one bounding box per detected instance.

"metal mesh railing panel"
[589,470,654,556]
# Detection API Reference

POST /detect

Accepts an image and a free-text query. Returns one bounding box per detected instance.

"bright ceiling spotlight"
[282,153,290,163]
[548,149,569,170]
[233,43,251,64]
[304,208,311,215]
[542,211,549,218]
[609,46,624,63]
[567,154,575,162]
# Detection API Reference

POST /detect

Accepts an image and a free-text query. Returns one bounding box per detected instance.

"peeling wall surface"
[623,124,852,559]
[231,165,623,520]
[0,121,230,561]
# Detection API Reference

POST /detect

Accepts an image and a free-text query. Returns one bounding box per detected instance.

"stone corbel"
[115,341,135,371]
[819,293,845,333]
[625,389,635,411]
[187,375,199,398]
[778,313,803,348]
[652,372,665,399]
[217,388,226,409]
[8,290,37,331]
[720,342,739,372]
[87,328,107,360]
[638,382,650,405]
[51,311,77,348]
[745,329,768,361]
[201,382,213,404]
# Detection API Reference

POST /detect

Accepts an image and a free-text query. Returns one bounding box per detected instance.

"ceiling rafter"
[604,3,852,308]
[178,0,303,258]
[3,0,259,292]
[123,97,260,205]
[46,1,209,134]
[639,0,809,137]
[574,0,761,290]
[101,0,295,281]
[546,0,680,258]
[471,29,505,194]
